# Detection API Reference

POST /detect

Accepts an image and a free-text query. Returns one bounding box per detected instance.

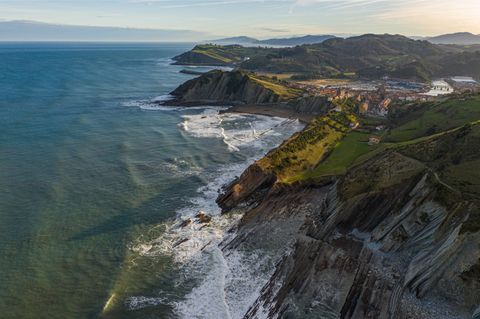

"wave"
[151,94,174,103]
[179,108,299,153]
[126,108,304,318]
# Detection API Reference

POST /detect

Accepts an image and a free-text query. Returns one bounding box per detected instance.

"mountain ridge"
[426,32,480,45]
[210,34,337,46]
[174,34,480,81]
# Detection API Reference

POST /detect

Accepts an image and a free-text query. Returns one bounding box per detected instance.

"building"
[377,98,391,117]
[451,76,478,84]
[350,122,360,130]
[449,76,480,92]
[359,102,369,114]
[424,80,454,96]
[369,136,381,145]
[432,80,453,92]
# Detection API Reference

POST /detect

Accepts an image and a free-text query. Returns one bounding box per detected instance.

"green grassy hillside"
[257,98,359,182]
[173,44,268,66]
[387,94,480,142]
[259,94,480,187]
[247,74,304,100]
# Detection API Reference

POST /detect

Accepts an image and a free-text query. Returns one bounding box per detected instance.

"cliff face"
[217,163,277,213]
[217,124,480,319]
[170,70,285,105]
[288,96,332,116]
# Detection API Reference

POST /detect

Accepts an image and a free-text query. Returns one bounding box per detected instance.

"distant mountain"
[210,34,337,46]
[0,20,206,42]
[211,36,260,45]
[427,32,480,45]
[260,35,337,46]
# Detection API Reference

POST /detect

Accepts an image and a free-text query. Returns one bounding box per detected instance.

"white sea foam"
[121,94,177,111]
[121,99,175,111]
[151,94,174,103]
[126,296,169,311]
[128,111,303,317]
[161,157,203,178]
[179,108,300,152]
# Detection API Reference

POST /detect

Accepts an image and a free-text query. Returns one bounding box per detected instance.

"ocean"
[0,42,303,318]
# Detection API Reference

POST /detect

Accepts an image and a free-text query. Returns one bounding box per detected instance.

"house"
[350,122,360,130]
[359,102,369,114]
[451,76,477,84]
[368,136,381,145]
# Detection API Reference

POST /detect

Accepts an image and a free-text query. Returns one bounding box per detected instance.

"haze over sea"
[0,42,302,318]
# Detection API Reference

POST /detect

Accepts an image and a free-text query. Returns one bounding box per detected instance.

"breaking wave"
[127,107,303,318]
[179,108,299,152]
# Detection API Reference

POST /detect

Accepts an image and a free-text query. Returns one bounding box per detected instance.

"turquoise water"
[0,43,301,318]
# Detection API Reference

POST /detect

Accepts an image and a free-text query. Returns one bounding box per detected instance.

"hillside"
[427,32,480,45]
[387,94,480,142]
[172,44,268,66]
[174,34,480,81]
[240,34,446,81]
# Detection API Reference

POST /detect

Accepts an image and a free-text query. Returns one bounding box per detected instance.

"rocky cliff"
[288,96,332,116]
[170,70,303,105]
[217,122,480,319]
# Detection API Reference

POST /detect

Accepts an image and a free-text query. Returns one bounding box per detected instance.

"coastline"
[127,107,305,318]
[158,64,480,318]
[160,99,314,123]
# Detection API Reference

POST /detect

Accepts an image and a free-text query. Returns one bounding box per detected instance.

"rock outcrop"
[169,70,285,105]
[288,95,332,116]
[217,163,277,213]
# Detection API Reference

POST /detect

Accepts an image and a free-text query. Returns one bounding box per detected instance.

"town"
[289,75,480,118]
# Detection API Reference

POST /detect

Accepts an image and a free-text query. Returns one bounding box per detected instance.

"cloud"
[129,0,291,8]
[260,27,290,33]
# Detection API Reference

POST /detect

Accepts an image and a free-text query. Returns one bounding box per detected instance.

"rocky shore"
[163,66,480,318]
[162,70,334,122]
[216,133,480,319]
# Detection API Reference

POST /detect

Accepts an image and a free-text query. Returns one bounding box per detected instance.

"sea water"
[0,42,302,318]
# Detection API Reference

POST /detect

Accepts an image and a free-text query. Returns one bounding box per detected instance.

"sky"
[0,0,479,40]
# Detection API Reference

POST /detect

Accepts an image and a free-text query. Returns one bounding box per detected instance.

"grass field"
[388,95,480,142]
[289,131,377,182]
[256,102,372,183]
[298,78,352,87]
[191,48,233,63]
[248,74,304,100]
[256,72,298,81]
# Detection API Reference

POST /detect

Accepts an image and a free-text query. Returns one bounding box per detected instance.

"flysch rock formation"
[217,127,480,319]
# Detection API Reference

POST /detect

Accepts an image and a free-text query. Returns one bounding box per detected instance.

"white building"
[424,80,454,96]
[451,76,478,84]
